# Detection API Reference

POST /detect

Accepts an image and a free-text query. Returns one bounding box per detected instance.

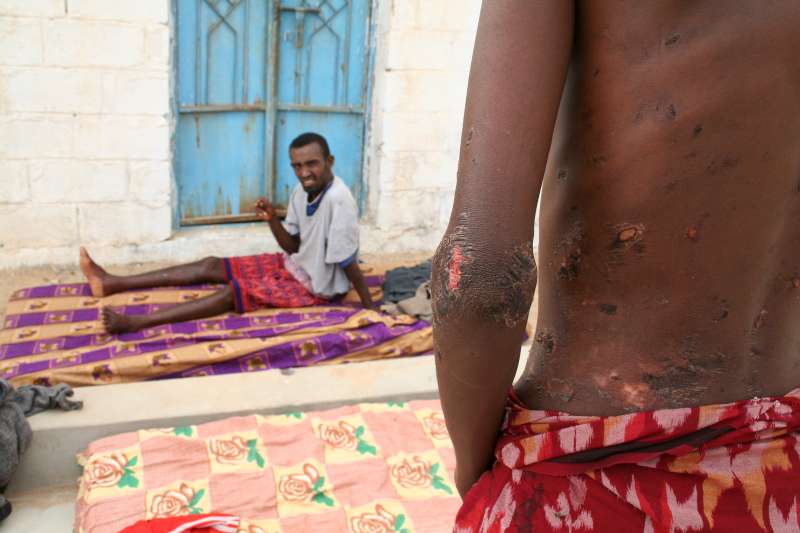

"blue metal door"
[176,0,371,225]
[273,0,371,205]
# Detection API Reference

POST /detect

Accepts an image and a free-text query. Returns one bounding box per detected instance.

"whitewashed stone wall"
[0,0,172,266]
[362,0,480,253]
[0,0,480,267]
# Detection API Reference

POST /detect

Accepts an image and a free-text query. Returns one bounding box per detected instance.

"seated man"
[433,2,800,531]
[82,132,373,334]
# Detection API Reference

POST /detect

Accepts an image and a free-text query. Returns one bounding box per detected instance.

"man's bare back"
[516,1,800,416]
[432,1,800,497]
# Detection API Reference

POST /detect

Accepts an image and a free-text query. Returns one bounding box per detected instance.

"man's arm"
[255,198,300,254]
[343,261,374,309]
[431,1,574,497]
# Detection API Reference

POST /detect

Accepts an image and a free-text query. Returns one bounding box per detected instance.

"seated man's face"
[289,143,334,195]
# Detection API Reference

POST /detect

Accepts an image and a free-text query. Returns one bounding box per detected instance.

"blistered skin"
[516,0,800,416]
[432,221,536,332]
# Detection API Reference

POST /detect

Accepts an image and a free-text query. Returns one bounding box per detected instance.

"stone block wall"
[363,0,480,252]
[0,0,172,258]
[0,0,481,266]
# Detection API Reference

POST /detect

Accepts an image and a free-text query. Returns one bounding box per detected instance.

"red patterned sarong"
[455,388,800,532]
[120,514,239,532]
[222,253,325,312]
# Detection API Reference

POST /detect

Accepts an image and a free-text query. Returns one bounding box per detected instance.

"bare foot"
[80,247,109,297]
[101,307,144,334]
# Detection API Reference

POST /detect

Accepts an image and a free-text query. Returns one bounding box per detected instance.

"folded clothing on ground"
[0,379,82,523]
[382,260,431,304]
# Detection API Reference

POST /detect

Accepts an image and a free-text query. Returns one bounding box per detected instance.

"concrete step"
[1,485,75,533]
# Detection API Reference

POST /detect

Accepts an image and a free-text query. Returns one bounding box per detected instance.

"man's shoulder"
[289,183,304,202]
[327,177,356,206]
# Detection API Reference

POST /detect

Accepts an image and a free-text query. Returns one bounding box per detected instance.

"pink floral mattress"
[75,400,461,532]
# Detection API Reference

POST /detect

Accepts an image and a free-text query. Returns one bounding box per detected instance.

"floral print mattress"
[75,400,461,532]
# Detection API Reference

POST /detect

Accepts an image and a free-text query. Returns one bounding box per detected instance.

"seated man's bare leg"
[101,285,235,334]
[80,248,227,297]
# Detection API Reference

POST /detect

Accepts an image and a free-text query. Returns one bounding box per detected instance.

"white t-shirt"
[282,176,359,298]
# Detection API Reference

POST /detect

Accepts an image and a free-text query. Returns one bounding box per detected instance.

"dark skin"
[432,0,800,497]
[83,141,373,334]
[255,143,375,310]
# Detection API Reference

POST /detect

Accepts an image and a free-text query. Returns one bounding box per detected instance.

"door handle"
[278,4,321,48]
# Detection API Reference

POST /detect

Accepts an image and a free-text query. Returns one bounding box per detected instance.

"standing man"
[433,1,800,531]
[81,132,373,334]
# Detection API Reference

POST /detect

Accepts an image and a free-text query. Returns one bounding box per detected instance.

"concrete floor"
[2,485,76,533]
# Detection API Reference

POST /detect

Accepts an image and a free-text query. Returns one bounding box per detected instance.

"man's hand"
[260,197,300,254]
[254,198,275,222]
[343,261,374,311]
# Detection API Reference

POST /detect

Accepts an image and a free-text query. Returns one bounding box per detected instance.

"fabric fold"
[455,388,800,532]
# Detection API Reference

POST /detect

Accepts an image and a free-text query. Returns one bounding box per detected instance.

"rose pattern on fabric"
[423,412,449,440]
[350,504,409,533]
[210,436,249,464]
[391,456,432,488]
[278,464,318,501]
[278,463,335,507]
[73,398,467,533]
[319,421,359,451]
[150,483,205,517]
[84,453,127,488]
[390,456,453,495]
[319,420,377,455]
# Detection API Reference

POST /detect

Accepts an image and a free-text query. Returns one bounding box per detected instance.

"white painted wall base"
[0,222,446,269]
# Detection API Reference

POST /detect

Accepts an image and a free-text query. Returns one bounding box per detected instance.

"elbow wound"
[431,230,536,328]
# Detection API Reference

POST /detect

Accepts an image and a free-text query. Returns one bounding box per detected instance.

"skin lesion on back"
[432,219,537,331]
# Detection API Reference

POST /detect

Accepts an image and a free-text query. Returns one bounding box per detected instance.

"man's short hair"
[290,132,331,159]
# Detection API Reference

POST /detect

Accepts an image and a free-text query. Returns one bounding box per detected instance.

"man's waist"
[284,254,347,298]
[283,255,315,293]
